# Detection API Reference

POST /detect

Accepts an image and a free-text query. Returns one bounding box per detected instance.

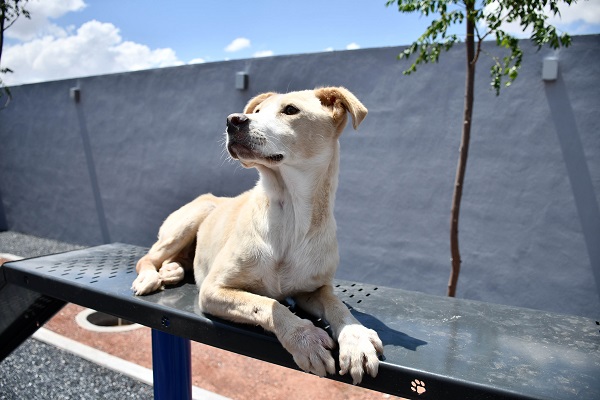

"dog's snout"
[227,113,249,131]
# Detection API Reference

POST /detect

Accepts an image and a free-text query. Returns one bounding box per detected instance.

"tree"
[386,0,573,297]
[0,0,30,108]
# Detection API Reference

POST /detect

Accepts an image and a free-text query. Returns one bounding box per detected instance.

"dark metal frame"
[2,244,599,399]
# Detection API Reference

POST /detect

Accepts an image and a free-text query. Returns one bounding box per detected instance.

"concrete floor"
[0,338,154,400]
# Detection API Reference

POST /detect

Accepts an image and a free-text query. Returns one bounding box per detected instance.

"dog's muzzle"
[226,113,253,160]
[227,113,249,135]
[225,113,283,164]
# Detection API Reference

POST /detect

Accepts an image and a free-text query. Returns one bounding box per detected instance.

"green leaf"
[389,0,573,94]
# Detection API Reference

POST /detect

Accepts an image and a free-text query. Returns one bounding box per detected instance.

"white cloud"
[324,47,334,52]
[188,58,206,64]
[253,50,274,58]
[5,0,86,41]
[550,0,600,24]
[225,37,251,52]
[3,20,182,85]
[482,0,600,38]
[346,42,360,50]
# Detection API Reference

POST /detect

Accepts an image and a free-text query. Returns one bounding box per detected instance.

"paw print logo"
[411,379,426,395]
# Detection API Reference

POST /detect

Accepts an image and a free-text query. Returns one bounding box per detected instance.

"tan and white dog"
[132,87,383,384]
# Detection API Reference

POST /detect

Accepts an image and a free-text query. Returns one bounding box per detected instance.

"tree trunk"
[448,1,476,297]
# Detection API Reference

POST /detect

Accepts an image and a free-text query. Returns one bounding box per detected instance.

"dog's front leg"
[295,285,383,385]
[200,285,336,378]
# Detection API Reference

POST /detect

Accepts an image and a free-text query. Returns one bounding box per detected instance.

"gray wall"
[1,35,599,318]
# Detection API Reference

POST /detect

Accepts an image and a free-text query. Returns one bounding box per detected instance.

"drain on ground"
[86,311,134,327]
[76,309,142,332]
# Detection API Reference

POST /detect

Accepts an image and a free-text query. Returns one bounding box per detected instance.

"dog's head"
[226,87,367,168]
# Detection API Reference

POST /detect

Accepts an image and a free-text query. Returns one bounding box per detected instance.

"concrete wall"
[1,35,598,318]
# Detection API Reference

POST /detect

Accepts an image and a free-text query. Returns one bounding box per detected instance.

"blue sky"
[3,0,600,85]
[50,0,434,62]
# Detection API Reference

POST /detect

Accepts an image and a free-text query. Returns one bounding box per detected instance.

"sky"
[3,0,600,86]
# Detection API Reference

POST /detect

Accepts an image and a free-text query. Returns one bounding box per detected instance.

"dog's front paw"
[131,269,163,295]
[279,319,336,378]
[338,324,383,385]
[158,262,185,285]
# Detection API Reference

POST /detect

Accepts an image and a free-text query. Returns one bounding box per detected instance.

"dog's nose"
[227,113,249,131]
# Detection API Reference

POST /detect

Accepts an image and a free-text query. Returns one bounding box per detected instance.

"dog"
[132,87,383,384]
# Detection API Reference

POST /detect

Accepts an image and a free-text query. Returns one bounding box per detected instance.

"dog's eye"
[254,109,260,113]
[282,105,299,115]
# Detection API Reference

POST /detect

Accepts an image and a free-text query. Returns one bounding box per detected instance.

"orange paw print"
[411,379,426,395]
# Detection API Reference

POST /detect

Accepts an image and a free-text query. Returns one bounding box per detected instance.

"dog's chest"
[243,184,338,298]
[256,234,337,299]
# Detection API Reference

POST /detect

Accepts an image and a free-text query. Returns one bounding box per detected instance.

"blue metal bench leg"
[151,329,192,400]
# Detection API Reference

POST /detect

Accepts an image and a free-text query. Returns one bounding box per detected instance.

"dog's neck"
[256,142,340,239]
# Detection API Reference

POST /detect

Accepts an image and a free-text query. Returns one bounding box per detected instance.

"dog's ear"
[315,87,368,133]
[244,92,278,114]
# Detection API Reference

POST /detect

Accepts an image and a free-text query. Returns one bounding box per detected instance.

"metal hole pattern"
[334,282,379,310]
[34,246,147,285]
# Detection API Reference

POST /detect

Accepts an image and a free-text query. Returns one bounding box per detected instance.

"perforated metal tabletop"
[2,243,599,399]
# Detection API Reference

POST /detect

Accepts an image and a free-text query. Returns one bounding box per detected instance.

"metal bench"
[1,243,599,399]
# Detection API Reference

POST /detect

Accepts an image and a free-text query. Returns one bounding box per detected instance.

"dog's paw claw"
[132,270,162,296]
[280,320,336,378]
[338,324,383,384]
